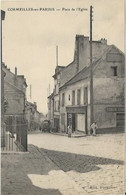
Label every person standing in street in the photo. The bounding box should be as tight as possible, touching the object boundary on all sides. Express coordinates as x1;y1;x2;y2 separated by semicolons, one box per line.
90;122;97;136
67;123;72;138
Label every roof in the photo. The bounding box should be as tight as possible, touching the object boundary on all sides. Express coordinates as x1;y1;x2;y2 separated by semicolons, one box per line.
47;92;54;99
60;44;124;90
4;80;25;94
2;63;28;87
52;66;65;78
60;58;101;90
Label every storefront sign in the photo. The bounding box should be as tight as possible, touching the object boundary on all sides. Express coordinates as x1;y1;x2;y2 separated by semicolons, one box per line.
106;107;124;112
66;106;87;114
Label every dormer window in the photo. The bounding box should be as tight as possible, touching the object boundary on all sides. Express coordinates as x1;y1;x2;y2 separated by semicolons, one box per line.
111;66;117;76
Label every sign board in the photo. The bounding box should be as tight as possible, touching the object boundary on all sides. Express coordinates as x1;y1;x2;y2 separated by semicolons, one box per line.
106;107;124;112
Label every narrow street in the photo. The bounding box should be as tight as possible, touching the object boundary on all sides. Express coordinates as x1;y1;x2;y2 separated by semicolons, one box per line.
2;132;124;195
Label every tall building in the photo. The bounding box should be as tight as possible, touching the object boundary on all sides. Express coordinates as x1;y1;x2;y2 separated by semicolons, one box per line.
48;35;125;133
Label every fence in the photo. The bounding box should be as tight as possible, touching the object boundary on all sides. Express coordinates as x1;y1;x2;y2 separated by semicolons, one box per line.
1;115;28;152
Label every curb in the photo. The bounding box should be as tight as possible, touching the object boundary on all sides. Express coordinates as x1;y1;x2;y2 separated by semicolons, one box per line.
50;131;86;138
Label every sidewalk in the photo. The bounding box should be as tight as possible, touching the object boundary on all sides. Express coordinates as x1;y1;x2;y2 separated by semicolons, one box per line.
51;130;86;138
1;144;88;195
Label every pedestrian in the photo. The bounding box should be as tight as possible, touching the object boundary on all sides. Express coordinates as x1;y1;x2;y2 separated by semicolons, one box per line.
67;123;72;138
90;122;97;136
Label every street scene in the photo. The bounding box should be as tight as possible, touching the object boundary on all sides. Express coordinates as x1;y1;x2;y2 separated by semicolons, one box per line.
1;0;125;195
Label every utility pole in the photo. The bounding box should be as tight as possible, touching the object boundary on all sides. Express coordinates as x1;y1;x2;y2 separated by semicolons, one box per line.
90;5;94;125
56;45;58;67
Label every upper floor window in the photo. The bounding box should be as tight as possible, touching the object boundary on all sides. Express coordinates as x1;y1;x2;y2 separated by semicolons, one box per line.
111;66;117;76
77;89;81;105
54;85;56;93
62;93;65;107
84;87;88;105
58;100;60;111
72;90;75;105
68;95;70;101
54;101;56;111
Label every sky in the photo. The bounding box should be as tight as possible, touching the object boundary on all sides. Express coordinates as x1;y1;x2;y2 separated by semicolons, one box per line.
1;0;124;114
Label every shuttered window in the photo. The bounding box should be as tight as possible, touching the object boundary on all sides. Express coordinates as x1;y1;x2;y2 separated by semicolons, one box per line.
77;89;81;105
72;90;75;105
84;87;88;104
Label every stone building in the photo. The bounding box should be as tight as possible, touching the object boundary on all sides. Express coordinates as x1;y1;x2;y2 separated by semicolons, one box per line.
2;63;27;132
52;66;65;130
2;63;28;150
3;64;27;118
60;35;108;87
59;45;125;133
25;101;42;131
48;34;125;134
47;92;54;127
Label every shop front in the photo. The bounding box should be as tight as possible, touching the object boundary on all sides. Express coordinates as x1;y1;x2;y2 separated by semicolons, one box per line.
66;106;87;134
106;107;125;128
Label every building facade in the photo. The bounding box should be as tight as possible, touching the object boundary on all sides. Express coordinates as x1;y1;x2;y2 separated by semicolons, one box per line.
25;101;42;131
59;45;125;133
48;35;125;134
3;64;27;117
51;66;65;131
2;63;28;150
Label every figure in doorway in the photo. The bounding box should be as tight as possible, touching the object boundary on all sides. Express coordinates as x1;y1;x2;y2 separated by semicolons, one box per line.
67;123;72;138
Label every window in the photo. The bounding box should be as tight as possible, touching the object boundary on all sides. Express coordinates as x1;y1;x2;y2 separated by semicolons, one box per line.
72;91;75;105
54;85;56;93
68;95;70;101
111;66;117;76
84;87;88;105
62;93;65;107
77;89;81;105
54;101;56;111
58;100;60;111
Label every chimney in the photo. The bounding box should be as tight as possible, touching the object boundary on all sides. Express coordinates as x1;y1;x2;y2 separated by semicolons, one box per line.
74;35;89;72
14;67;17;85
101;38;107;44
15;67;17;77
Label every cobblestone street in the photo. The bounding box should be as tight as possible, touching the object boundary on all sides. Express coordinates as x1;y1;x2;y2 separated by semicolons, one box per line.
2;132;125;195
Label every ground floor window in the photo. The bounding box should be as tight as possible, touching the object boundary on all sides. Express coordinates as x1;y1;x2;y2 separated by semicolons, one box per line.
116;113;125;127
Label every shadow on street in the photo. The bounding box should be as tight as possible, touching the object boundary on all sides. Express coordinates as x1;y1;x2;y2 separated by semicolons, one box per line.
40;148;124;173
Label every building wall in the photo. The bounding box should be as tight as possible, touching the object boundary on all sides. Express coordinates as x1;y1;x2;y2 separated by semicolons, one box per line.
3;65;27;94
92;46;125;129
3;65;27;116
60;61;77;87
50;35;125;133
60;79;89;132
59;46;124;132
60;36;108;88
4;81;25;115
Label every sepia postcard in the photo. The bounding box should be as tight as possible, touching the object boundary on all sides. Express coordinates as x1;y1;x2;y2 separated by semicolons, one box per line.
1;0;125;195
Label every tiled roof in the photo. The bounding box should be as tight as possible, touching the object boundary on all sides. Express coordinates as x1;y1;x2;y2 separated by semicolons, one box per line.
60;58;101;89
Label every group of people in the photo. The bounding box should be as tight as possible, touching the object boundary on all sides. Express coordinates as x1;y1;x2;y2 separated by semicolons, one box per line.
67;122;97;137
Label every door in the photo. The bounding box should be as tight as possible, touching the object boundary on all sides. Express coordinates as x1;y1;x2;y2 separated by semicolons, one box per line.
76;114;86;132
67;113;75;132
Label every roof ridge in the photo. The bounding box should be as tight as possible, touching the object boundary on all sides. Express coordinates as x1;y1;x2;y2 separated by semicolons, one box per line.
4;80;25;94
